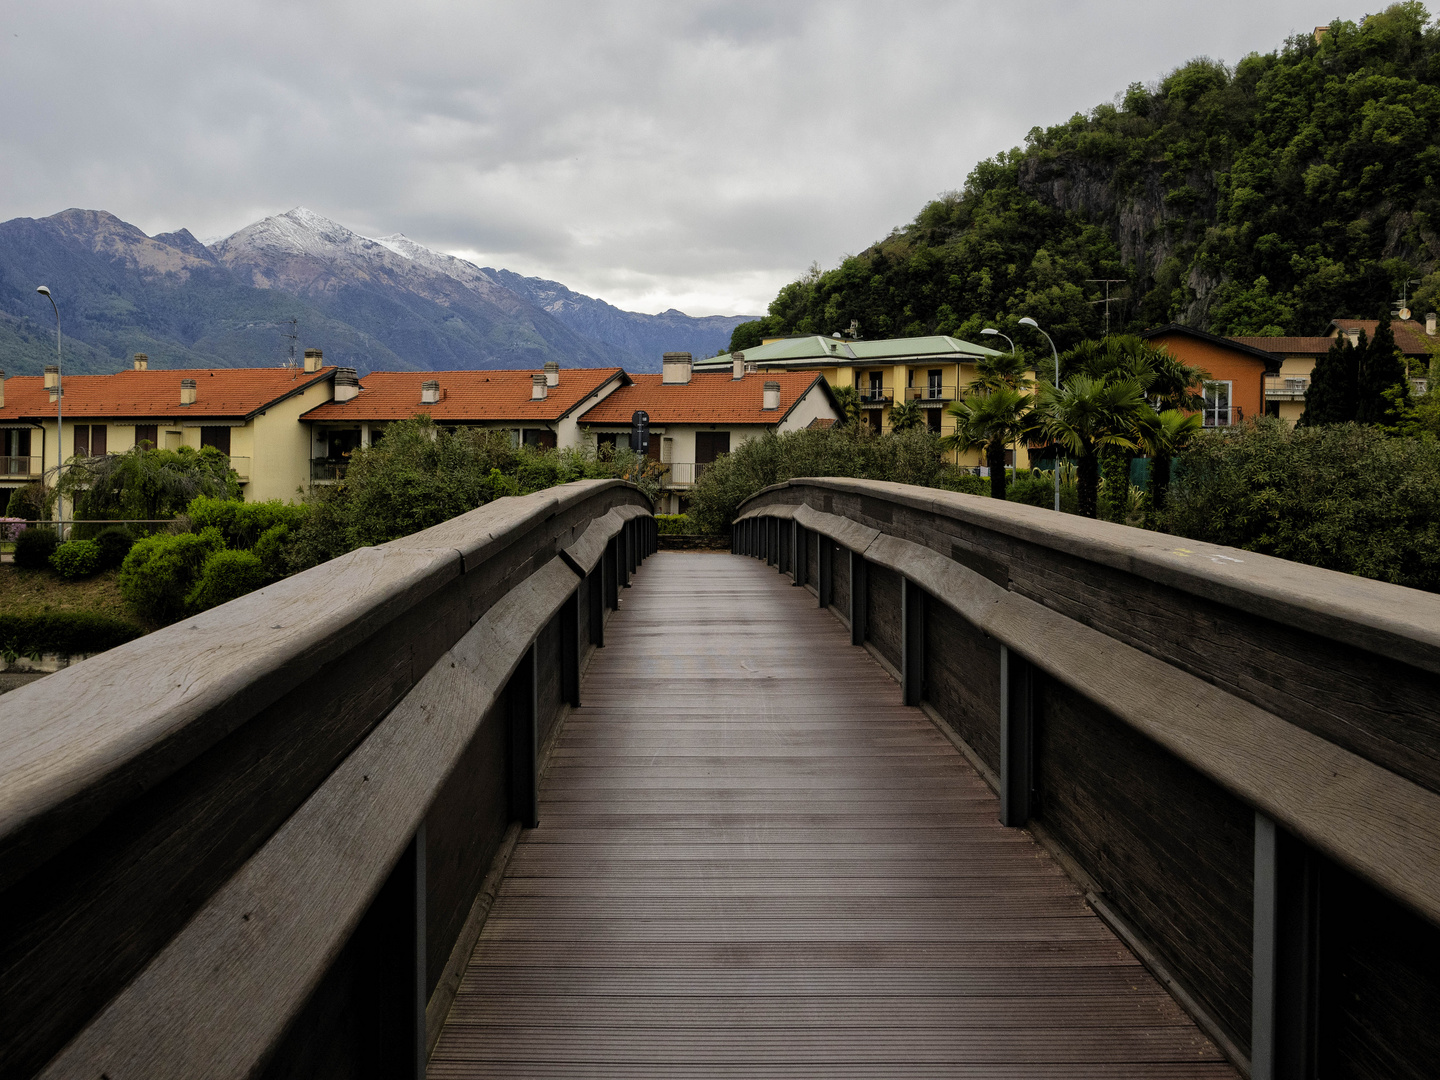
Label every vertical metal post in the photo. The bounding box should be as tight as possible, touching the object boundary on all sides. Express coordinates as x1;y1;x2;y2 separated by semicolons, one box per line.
901;578;924;705
792;522;805;586
999;644;1034;827
508;642;539;829
1252;813;1321;1080
561;588;580;708
619;526;631;589
849;549;867;647
603;537;619;610
818;536;833;608
356;824;426;1079
588;567;604;647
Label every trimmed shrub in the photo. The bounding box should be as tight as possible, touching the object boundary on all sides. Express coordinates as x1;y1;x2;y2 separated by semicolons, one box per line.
50;539;102;579
934;471;989;496
118;527;225;622
93;526;136;571
186;496;310;550
655;514;695;535
13;528;59;570
186;549;268;612
0;611;142;659
6;483;48;522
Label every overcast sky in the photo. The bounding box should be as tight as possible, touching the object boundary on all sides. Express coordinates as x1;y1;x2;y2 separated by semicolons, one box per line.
2;1;1334;316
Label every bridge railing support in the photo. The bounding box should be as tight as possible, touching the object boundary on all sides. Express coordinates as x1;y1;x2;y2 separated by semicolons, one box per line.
0;480;655;1080
734;477;1440;1079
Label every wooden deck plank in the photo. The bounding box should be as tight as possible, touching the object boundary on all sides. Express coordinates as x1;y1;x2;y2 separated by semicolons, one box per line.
429;553;1239;1078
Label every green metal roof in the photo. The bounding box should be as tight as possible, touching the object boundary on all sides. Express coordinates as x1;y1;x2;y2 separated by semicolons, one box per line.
691;334;1005;371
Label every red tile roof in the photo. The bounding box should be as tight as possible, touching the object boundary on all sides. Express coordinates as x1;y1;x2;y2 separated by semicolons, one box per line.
578;371;832;425
1328;319;1436;356
1229;336;1333;355
301;368;628;422
0;367;335;421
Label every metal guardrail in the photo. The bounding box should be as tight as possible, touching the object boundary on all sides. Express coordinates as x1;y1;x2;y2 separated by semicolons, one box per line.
857;386;892;406
1264;378;1309;400
0;456;41;478
311;457;348;482
665;462;710;488
902;385;957;404
1203;406;1245;427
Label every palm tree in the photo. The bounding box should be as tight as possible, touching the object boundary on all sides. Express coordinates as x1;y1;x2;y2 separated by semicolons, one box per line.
1136;408;1203;513
1062;335;1208;410
888;399;923;432
943;387;1033;499
830;385;863;429
1033;375;1152;518
969;350;1033;394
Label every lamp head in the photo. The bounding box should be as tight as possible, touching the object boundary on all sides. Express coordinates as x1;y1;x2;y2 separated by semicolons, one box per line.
36;286;51;296
1018;317;1038;328
980;328;998;336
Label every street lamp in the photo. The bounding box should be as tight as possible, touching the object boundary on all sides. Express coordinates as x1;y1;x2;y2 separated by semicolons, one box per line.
1018;317;1061;512
36;286;63;529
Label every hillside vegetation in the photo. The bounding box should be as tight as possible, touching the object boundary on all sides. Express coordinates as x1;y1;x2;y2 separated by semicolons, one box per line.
733;4;1440;354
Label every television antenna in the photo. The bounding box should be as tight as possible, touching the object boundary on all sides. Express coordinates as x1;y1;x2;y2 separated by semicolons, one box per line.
1086;279;1127;336
1395;279;1422;321
284;316;299;367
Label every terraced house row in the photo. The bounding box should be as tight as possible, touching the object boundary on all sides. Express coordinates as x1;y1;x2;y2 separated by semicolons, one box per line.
0;349;840;515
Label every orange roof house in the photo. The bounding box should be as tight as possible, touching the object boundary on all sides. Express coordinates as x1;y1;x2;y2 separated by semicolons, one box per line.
0;350;339;502
576;354;841;512
300;365;630;472
1140;325;1281;428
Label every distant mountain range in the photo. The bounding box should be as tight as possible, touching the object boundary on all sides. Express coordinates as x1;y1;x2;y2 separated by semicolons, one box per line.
0;207;756;376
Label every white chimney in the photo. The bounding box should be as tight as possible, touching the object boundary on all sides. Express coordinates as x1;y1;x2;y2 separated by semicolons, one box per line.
333;367;360;402
133;353;148;371
544;360;560;387
762;380;781;411
1428;312;1437;336
532;373;548;400
1346;327;1361;345
662;352;693;385
304;348;323;373
420;379;440;405
732;351;745;380
180;378;197;406
43;365;58;390
0;371;5;408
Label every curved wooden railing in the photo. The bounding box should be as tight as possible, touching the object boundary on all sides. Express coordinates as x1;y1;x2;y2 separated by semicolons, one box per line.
735;478;1440;1080
0;480;655;1080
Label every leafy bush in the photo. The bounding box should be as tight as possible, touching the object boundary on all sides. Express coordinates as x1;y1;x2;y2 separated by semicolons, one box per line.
186;549;269;612
0;611;142;658
1161;419;1440;591
93;526;136;570
50;539;102;579
655;514;695;535
59;444;238;524
5;483;49;522
252;523;292;580
934;471;989;496
13;528;58;570
118;527;225;622
187;496;309;550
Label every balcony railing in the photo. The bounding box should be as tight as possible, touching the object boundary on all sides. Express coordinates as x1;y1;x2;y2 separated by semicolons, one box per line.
311;457;349;483
1264;377;1310;400
227;456;251;481
903;385;957;405
0;455;41;478
666;462;710;488
857;385;892;407
1203;406;1245;428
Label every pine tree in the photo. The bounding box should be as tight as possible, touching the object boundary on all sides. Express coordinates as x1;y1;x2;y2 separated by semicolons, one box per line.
1299;333;1360;426
1356;314;1409;426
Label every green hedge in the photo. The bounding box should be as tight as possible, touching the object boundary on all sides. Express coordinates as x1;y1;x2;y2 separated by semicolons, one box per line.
51;539;102;579
0;611;143;658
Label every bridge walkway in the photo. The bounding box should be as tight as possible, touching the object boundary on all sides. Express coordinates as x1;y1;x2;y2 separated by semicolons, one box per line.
429;552;1237;1078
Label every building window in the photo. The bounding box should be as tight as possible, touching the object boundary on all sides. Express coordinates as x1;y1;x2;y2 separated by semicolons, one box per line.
695;431;730;464
73;424;106;457
200;426;231;455
1203;381;1233;427
523;429;557;450
135;424;158;449
926;408;942;434
928;369;943;398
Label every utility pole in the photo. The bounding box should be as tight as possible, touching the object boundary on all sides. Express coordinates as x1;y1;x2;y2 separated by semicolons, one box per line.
1086;279;1126;336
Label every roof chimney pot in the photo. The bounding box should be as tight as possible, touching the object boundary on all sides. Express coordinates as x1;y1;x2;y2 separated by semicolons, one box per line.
0;371;5;409
662;352;693;385
333;367;360;402
133;353;148;371
532;373;549;400
43;365;58;390
304;348;323;374
762;380;781;411
180;378;197;406
732;352;745;380
420;379;440;406
1346;327;1361;345
1428;312;1437;337
543;360;560;387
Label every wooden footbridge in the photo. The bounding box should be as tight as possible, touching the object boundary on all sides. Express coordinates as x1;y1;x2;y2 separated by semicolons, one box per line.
3;479;1439;1079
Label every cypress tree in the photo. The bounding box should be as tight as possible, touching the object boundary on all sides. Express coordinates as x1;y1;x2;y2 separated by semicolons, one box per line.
1299;332;1360;426
1356;314;1409;426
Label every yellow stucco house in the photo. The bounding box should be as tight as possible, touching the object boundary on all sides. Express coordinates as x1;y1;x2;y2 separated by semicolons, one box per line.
0;349;339;507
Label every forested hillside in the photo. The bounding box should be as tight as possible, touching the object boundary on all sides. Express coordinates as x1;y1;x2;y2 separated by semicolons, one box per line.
732;4;1440;354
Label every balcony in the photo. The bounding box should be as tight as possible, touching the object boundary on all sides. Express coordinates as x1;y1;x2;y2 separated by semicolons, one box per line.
903;384;957;406
0;455;41;478
227;456;251;482
665;462;710;488
1264;377;1309;401
311;457;349;483
857;385;892;407
1203;406;1245;428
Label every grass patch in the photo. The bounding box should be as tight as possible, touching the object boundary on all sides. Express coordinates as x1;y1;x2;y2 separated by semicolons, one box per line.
0;564;151;630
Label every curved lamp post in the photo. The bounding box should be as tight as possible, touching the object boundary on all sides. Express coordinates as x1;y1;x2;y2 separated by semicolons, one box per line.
1018;317;1061;512
36;286;63;528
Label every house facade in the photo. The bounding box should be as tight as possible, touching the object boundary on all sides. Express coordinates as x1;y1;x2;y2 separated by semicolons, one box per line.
299;363;630;480
1140;325;1281;427
0;350;338;507
578;354;841;513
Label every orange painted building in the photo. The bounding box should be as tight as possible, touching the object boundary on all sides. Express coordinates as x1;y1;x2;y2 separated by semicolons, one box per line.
1140;324;1281;427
